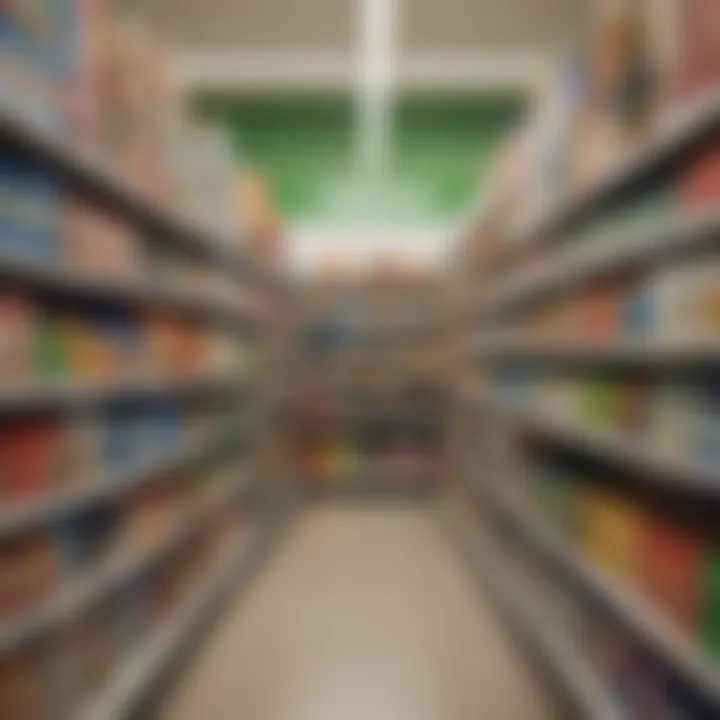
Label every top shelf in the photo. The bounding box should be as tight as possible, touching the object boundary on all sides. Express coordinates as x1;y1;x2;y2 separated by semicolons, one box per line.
479;91;720;270
0;110;278;291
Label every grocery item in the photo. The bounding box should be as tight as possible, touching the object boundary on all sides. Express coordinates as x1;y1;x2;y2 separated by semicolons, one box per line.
0;531;61;618
0;292;36;389
642;517;707;637
0;420;67;504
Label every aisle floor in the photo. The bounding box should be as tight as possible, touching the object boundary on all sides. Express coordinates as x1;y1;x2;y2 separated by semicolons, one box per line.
160;506;557;720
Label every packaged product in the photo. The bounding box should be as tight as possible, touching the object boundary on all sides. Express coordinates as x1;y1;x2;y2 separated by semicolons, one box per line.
702;550;720;659
671;0;720;102
0;0;81;134
63;200;143;279
0;292;36;389
69;602;118;701
54;504;125;571
682;142;720;213
0;159;63;262
581;488;646;584
642;517;707;636
34;307;70;383
144;311;184;380
578;281;625;344
64;308;142;382
0;420;67;504
127;483;176;553
0;530;61;618
99;408;144;471
0;646;50;720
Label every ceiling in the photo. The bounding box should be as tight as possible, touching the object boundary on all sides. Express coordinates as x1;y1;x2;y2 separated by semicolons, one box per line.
147;0;589;93
144;0;590;271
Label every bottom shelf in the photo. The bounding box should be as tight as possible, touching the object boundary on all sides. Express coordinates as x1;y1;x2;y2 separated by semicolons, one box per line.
443;509;625;720
80;515;282;720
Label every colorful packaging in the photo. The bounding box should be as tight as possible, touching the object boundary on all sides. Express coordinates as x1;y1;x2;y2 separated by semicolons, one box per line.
0;531;61;618
643;517;707;637
0;292;35;389
0;647;50;720
0;420;66;504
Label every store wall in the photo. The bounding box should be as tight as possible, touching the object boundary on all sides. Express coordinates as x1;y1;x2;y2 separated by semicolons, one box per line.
196;94;525;225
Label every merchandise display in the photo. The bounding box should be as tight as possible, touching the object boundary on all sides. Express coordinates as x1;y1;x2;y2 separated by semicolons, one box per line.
453;1;720;717
0;5;281;720
292;268;445;492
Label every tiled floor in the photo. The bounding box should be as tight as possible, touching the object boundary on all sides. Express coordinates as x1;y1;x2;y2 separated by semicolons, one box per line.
160;506;557;720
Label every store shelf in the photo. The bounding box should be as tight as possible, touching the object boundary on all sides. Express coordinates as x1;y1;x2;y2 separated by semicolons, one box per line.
445;509;626;720
0;376;247;418
0;474;254;655
0;109;272;288
0;252;260;332
477;338;720;371
0;428;235;538
482;212;720;319
79;515;280;720
477;395;720;497
503;91;720;259
476;485;720;711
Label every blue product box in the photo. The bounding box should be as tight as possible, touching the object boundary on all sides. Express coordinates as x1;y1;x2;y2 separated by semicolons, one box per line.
101;409;143;471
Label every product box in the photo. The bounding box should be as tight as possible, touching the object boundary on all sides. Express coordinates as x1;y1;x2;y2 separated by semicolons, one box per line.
64;308;142;382
127;484;176;553
0;0;79;134
672;0;720;102
643;517;707;637
63;200;143;279
581;489;646;585
0;530;61;618
0;292;36;390
54;504;125;572
0;420;66;504
34;308;70;383
0;646;50;720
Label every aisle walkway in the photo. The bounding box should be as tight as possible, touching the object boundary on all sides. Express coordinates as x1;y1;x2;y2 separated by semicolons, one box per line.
160;506;557;720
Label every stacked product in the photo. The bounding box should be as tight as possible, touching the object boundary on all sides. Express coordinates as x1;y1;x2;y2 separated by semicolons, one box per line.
293;266;444;492
0;4;274;720
456;1;720;716
464;0;719;276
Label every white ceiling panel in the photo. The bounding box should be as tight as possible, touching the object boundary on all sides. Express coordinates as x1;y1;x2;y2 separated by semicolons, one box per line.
401;0;589;53
147;0;356;52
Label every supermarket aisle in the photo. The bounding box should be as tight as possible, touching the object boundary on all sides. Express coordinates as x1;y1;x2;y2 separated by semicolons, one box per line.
160;506;556;720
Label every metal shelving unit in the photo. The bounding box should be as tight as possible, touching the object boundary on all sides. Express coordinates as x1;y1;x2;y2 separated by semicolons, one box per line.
0;109;272;286
78;514;284;720
0;251;261;332
485;91;720;272
444;509;627;720
0;99;286;720
486;395;720;496
0;429;234;538
473;485;720;712
0;474;254;655
477;338;720;371
0;376;248;418
481;213;720;319
451;86;720;717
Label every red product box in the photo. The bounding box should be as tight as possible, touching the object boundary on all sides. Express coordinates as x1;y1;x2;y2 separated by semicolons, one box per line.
0;647;49;720
579;282;623;344
681;141;720;212
642;518;707;637
674;0;720;101
0;531;61;619
0;421;66;505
